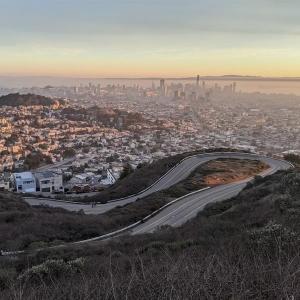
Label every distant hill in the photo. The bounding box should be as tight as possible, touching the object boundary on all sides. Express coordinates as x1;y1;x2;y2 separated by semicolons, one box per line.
0;93;65;107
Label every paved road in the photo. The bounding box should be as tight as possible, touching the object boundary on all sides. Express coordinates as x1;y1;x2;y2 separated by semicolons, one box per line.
131;157;291;234
132;183;244;235
24;153;292;217
35;157;75;172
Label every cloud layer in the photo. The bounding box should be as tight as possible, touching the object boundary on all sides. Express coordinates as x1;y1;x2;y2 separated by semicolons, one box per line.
0;0;299;76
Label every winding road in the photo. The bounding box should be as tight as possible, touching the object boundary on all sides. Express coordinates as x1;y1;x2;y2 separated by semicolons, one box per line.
0;152;291;256
23;153;292;237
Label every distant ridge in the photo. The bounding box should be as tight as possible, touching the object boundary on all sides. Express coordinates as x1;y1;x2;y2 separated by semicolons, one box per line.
99;75;300;81
0;93;64;107
1;75;300;88
1;75;300;82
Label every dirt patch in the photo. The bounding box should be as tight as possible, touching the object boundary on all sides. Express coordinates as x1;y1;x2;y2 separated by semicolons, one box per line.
198;158;269;187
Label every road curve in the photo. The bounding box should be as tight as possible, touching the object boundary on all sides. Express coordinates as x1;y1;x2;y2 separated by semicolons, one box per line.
35;157;75;172
131;156;291;234
24;152;292;218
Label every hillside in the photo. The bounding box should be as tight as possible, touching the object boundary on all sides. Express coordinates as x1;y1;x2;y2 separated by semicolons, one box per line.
1;167;300;299
0;93;64;107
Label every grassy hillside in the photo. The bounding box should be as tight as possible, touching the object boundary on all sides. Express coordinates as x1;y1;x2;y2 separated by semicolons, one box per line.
0;193;110;250
1;167;300;299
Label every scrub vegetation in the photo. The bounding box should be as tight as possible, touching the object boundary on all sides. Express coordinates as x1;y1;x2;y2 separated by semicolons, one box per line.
1;166;300;298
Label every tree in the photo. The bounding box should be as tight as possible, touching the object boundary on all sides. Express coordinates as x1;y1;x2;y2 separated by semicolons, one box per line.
82;147;90;154
63;148;76;158
0;150;9;156
38;144;48;150
284;154;300;166
119;163;134;180
281;173;300;197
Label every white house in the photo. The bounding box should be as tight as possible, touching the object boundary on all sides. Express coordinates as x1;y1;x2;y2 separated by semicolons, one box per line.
34;171;64;193
107;169;117;185
101;169;117;186
11;172;36;193
66;172;102;189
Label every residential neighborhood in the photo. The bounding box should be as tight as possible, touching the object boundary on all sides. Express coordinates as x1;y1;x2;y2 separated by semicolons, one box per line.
0;80;300;196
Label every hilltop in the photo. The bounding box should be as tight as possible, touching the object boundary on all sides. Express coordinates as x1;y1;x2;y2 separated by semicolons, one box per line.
0;93;65;107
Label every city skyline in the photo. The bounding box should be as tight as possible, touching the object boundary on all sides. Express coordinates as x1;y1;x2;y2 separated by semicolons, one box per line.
1;0;300;77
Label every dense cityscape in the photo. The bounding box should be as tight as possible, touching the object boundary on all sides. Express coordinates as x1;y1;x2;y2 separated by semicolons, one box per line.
0;77;300;194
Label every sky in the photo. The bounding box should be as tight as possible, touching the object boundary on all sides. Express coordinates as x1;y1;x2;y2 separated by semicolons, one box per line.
0;0;300;78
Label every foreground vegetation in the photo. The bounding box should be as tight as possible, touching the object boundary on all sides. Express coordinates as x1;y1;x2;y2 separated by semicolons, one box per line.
1;165;299;298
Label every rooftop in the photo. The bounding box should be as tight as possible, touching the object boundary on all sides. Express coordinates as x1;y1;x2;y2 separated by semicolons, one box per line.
14;172;35;180
34;171;58;179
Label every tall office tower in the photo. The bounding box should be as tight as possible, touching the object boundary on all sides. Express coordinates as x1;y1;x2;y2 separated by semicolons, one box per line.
196;75;200;86
202;81;206;90
191;91;197;102
232;82;237;93
96;84;101;95
160;79;166;96
152;81;156;90
174;90;179;99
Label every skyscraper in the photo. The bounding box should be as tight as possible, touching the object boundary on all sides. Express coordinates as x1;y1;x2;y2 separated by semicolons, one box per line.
232;82;237;93
196;75;200;86
174;90;179;99
160;79;166;96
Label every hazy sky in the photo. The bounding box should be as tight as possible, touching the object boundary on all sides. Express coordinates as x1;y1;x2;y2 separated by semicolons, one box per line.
1;0;300;77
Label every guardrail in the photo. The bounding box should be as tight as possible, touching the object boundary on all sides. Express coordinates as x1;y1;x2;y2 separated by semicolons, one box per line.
73;187;211;244
1;250;25;256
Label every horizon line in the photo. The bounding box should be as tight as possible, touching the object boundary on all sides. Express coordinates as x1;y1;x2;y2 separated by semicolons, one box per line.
1;74;300;82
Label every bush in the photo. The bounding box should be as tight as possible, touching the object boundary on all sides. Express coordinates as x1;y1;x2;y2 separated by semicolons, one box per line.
0;268;16;290
18;258;85;283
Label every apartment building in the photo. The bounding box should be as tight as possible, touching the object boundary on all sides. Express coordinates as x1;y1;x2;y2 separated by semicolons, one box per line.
34;171;63;193
11;172;36;193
